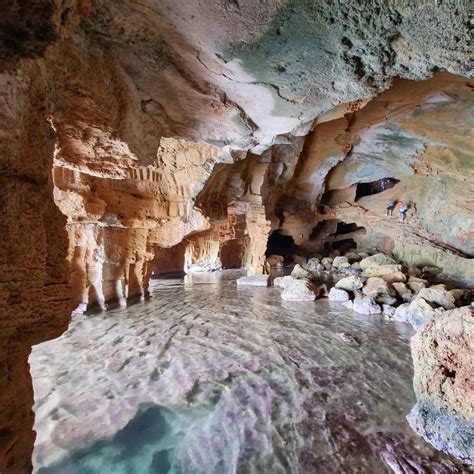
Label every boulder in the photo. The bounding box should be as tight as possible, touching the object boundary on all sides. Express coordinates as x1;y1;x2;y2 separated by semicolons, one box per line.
335;275;364;292
350;262;362;271
392;282;413;302
273;275;293;288
321;257;333;270
328;287;350;302
407;306;474;467
291;264;312;280
237;275;269;287
418;285;456;310
281;278;317;301
352;295;381;315
362;277;395;297
359;253;397;270
332;256;350;270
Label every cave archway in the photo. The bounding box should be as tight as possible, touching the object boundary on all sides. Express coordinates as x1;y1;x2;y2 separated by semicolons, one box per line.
265;230;295;261
355;178;400;200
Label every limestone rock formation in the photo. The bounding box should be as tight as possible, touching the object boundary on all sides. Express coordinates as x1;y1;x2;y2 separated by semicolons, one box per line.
1;0;474;470
408;306;474;466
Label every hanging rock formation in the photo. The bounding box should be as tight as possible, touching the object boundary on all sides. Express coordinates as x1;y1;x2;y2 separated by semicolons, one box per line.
0;0;473;471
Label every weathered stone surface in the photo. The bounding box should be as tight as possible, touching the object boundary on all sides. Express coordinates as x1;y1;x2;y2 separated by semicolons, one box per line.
329;287;350;302
408;306;474;466
393;282;414;303
281;278;317;302
405;298;437;330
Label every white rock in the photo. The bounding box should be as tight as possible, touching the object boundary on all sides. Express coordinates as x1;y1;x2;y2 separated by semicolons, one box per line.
335;275;364;292
329;287;350;302
281;278;317;301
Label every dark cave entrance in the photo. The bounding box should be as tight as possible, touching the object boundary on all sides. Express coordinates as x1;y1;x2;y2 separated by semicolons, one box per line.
355;178;399;200
265;230;295;261
331;238;357;254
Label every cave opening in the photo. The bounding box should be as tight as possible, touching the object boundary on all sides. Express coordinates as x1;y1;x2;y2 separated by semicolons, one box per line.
355;178;400;200
265;230;295;261
220;239;243;269
331;238;357;254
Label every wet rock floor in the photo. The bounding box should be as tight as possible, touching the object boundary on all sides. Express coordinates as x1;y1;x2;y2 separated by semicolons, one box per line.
30;271;465;473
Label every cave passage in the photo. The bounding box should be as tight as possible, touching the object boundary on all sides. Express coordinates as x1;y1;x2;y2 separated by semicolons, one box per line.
355;178;400;200
265;230;295;261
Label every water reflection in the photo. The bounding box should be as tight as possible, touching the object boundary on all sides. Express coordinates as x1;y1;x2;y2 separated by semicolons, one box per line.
30;271;461;473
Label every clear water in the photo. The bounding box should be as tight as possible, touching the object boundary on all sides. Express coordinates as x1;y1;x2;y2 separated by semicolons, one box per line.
30;271;462;473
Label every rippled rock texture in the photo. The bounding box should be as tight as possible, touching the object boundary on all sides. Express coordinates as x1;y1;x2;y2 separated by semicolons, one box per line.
30;273;468;473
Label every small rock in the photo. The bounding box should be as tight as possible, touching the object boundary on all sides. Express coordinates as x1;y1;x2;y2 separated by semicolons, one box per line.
406;297;437;330
303;257;321;272
293;255;307;266
329;287;350;302
321;257;333;270
338;332;360;346
335;275;364;292
332;256;350;270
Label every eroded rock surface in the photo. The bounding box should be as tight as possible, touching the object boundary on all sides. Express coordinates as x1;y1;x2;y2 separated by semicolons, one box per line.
408;306;474;467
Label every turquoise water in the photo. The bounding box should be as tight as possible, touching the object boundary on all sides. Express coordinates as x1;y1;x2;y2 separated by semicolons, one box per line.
30;271;462;473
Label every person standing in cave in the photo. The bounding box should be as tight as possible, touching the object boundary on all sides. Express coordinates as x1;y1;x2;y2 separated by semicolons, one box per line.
386;199;395;216
398;201;408;223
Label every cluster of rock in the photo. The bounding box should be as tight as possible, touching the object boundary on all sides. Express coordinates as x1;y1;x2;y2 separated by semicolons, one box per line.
273;252;472;331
